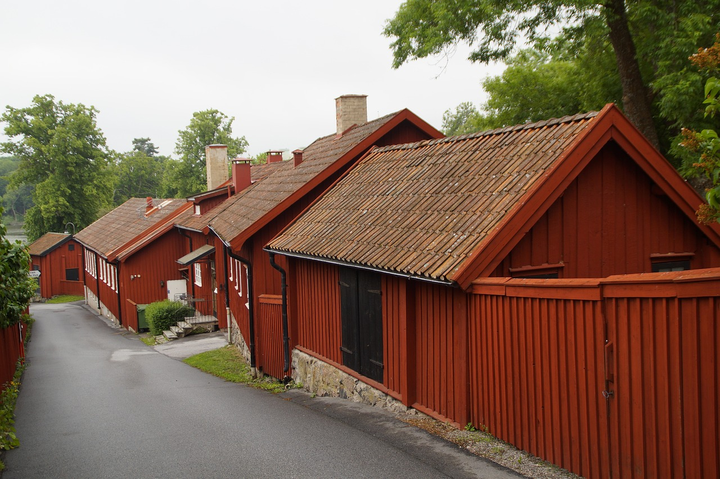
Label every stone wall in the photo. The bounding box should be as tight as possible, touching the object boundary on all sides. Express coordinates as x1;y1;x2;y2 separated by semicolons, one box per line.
292;349;408;414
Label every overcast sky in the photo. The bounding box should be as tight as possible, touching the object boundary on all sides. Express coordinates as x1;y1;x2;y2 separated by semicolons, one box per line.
1;1;504;157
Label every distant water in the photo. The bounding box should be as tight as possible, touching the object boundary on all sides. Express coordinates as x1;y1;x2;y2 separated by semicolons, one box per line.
5;227;27;244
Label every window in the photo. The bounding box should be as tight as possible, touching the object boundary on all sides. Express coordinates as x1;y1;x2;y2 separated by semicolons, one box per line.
194;263;203;287
652;260;690;272
509;263;563;279
65;268;79;281
339;267;383;383
194;204;201;215
68;243;75;251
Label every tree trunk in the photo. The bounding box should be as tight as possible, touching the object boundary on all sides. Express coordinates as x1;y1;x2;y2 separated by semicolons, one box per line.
604;0;660;149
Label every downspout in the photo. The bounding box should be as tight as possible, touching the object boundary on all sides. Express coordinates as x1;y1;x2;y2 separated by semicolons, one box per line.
179;229;196;298
81;246;87;302
225;246;256;371
268;252;290;378
222;245;231;345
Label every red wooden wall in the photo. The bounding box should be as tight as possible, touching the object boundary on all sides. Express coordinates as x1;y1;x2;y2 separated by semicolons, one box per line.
31;239;83;298
494;143;720;277
471;270;720;479
0;323;24;392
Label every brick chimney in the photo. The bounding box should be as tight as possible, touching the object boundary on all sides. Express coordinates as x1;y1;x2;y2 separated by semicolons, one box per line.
336;94;367;136
145;197;153;213
292;149;303;167
232;158;252;193
267;150;283;164
206;144;228;190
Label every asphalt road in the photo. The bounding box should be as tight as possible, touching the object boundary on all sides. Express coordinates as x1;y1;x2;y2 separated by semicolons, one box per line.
3;302;522;479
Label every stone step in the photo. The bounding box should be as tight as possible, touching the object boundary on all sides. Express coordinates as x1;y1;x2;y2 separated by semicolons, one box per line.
163;329;178;341
170;325;186;338
178;320;194;332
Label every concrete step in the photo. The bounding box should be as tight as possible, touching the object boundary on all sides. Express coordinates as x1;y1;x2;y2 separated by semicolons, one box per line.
178;320;194;333
163;329;178;341
170;325;186;338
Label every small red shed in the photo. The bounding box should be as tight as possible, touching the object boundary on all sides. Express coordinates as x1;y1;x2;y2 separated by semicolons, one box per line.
27;232;83;298
266;104;720;479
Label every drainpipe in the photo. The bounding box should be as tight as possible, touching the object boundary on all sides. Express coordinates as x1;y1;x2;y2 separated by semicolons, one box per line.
222;246;231;344
268;252;290;378
178;230;196;299
226;246;256;370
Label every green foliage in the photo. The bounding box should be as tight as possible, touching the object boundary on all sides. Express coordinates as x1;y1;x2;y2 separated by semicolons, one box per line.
111;150;167;205
132;137;159;157
679;35;720;223
183;346;287;393
1;359;26;463
1;94;113;241
0;208;35;329
163;110;248;198
45;295;84;304
145;300;195;336
386;0;720;158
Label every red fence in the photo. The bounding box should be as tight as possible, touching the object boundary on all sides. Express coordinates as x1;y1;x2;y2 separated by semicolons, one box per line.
470;268;720;479
0;323;25;392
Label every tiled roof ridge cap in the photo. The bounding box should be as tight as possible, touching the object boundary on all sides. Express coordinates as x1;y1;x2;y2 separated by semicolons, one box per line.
376;110;600;153
307;110;403;145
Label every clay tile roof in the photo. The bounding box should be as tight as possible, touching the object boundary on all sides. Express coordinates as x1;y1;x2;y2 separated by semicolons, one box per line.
267;110;600;282
207;112;402;243
74;197;186;257
175;161;285;232
27;232;71;256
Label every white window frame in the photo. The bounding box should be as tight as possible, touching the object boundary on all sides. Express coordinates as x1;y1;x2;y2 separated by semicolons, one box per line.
194;262;202;287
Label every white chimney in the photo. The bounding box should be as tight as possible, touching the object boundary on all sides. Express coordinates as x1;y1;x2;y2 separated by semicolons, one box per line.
206;144;228;190
336;94;367;136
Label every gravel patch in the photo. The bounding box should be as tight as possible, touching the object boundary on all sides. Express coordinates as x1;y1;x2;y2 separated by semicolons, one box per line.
397;412;583;479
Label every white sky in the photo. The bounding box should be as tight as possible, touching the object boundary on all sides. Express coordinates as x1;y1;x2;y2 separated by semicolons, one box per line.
0;0;504;157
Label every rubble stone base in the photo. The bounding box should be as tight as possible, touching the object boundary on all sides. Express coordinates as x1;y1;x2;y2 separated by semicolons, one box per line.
292;349;408;415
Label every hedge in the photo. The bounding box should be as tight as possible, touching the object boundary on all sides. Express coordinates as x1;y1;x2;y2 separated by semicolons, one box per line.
145;300;195;336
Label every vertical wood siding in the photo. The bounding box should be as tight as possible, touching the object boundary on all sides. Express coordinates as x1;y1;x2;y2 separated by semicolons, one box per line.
469;291;608;478
495;143;720;277
413;283;468;425
32;240;84;298
257;294;285;378
472;270;720;479
0;323;24;392
292;259;342;364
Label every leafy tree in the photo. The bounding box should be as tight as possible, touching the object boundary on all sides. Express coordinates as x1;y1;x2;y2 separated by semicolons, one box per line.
0;207;35;329
680;35;720;223
2;185;34;222
1;95;112;241
385;0;720;150
163;110;248;197
132;137;159;157
111;150;167;205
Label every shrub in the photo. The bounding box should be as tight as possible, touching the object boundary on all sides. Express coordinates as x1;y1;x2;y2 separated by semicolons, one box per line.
145;300;195;336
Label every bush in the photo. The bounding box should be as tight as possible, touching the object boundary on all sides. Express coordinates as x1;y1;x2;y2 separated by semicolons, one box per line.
145;300;195;336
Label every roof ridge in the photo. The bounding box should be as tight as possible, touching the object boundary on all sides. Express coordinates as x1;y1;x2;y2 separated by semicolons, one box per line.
376;109;601;154
306;110;403;146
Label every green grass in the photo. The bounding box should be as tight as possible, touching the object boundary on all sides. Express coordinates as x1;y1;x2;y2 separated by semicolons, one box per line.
183;346;287;393
139;336;156;346
46;295;84;304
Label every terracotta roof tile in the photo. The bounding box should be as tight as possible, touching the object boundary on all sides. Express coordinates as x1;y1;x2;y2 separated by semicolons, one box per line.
27;232;71;256
267;111;599;282
75;198;186;257
206;112;402;243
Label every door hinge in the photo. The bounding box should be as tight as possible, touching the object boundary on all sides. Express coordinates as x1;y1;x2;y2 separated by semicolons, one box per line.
602;389;614;400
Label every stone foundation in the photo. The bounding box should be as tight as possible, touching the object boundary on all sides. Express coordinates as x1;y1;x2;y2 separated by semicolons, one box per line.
227;310;251;363
84;287;120;326
292;349;408;415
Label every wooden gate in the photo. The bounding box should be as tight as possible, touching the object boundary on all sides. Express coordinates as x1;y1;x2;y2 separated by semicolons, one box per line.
257;294;285;379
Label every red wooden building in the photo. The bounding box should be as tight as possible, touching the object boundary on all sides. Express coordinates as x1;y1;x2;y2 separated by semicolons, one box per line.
266;104;720;478
74;197;190;329
198;95;444;376
27;232;84;298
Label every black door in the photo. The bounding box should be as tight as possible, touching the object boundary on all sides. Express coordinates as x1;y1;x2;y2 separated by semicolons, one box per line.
339;267;383;382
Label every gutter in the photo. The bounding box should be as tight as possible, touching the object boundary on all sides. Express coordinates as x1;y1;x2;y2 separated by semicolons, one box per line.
268;252;290;379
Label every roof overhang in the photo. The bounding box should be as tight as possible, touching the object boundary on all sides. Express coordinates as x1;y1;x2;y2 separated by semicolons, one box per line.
263;247;455;286
176;244;215;265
